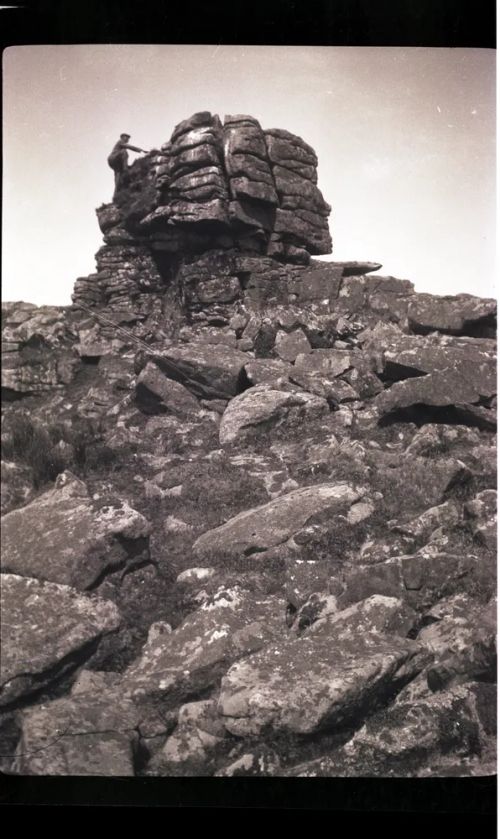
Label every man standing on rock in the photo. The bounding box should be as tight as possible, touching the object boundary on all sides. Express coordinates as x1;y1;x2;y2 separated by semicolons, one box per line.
108;133;149;199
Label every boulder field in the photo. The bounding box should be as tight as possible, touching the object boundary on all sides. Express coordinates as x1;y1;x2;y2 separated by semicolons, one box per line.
1;112;496;777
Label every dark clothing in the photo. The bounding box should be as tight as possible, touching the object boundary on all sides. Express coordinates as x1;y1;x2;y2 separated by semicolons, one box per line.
108;139;144;198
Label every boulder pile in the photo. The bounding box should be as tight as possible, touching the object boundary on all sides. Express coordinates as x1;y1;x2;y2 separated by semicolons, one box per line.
1;113;496;778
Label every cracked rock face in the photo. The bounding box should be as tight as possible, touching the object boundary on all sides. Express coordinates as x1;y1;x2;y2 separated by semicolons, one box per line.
1;471;151;590
0;110;496;779
120;587;286;707
13;686;139;775
0;574;121;708
138;112;331;260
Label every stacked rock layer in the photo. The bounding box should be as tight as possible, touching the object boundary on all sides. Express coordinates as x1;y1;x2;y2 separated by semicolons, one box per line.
0;113;496;781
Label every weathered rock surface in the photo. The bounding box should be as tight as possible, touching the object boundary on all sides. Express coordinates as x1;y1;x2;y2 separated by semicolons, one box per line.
14;685;139;775
2;303;80;395
219;385;328;444
1;471;151;589
120;588;285;707
340;551;491;612
135;361;201;416
288;684;488;776
0;574;120;708
147;698;228;775
193;482;368;560
149;343;249;399
218;624;428;736
407;294;496;335
464;490;497;551
375;362;496;422
1;111;496;779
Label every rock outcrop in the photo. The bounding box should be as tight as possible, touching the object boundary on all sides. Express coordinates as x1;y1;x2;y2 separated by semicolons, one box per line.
0;112;496;779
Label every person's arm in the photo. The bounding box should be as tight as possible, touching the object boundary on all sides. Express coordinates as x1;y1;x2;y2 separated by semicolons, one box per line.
123;143;148;153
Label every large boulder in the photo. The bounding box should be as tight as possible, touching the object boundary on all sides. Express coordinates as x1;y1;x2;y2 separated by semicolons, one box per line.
407;294;496;335
288;684;489;776
218;622;428;736
375;361;496;419
219;385;328;444
193;482;369;560
340;551;491;612
120;587;285;707
135;361;201;416
1;472;151;589
0;574;120;708
150;343;249;399
13;682;139;775
117;113;333;259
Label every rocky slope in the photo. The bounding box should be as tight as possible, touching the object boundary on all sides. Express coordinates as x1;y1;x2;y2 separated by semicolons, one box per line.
1;112;496;777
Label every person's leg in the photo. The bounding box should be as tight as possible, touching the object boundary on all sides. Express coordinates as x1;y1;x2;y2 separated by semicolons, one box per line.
113;169;121;200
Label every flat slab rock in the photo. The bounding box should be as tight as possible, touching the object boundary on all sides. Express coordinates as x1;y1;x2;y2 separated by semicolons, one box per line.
193;482;368;560
381;339;495;379
135;361;201;417
340;551;488;612
375;361;496;416
407;294;496;334
287;684;488;777
14;687;139;775
218;623;428;737
1;471;150;589
152;342;249;399
0;574;120;708
120;587;286;707
219;385;328;444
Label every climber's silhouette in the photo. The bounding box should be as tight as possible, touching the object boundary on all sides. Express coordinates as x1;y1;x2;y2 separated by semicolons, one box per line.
108;134;149;199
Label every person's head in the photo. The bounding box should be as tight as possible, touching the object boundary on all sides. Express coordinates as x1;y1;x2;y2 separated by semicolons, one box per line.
120;133;131;141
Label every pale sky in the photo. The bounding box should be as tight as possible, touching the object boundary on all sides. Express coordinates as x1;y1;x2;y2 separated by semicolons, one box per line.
2;45;496;305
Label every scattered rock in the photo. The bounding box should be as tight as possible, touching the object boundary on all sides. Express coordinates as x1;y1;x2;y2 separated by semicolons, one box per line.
1;111;496;779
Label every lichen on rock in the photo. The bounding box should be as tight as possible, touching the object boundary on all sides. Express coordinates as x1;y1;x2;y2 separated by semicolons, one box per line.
0;110;496;779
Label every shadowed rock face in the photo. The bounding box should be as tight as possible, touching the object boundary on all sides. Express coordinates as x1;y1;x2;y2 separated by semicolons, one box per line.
111;112;332;261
